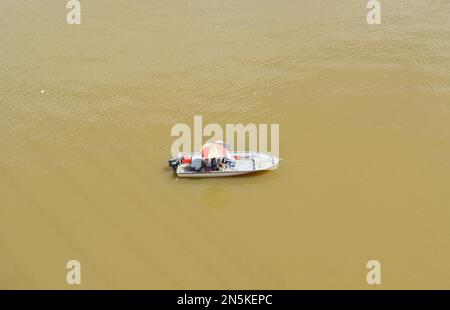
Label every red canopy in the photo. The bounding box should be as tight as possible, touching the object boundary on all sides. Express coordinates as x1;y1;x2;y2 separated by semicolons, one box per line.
201;141;230;159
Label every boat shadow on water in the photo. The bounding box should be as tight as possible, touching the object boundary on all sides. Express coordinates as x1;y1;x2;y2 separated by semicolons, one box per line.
202;185;231;209
161;166;282;209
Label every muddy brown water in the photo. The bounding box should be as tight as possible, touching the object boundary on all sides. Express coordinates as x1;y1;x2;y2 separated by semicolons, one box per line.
1;0;449;288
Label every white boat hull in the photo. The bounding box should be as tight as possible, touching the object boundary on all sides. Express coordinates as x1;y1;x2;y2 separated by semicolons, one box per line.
176;152;279;178
177;170;255;178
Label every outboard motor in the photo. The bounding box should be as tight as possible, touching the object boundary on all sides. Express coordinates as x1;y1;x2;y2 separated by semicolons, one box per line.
168;158;180;171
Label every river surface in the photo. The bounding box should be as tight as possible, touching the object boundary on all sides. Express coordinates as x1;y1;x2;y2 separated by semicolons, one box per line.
1;0;449;289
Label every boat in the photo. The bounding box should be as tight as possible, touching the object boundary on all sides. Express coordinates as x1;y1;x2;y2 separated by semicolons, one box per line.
168;141;279;178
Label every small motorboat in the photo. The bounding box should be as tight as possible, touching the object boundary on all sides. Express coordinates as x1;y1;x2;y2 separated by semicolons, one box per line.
168;141;279;178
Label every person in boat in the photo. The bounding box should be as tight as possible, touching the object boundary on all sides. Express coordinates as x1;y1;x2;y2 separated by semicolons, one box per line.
169;154;235;172
200;141;230;171
169;141;235;172
202;157;222;171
